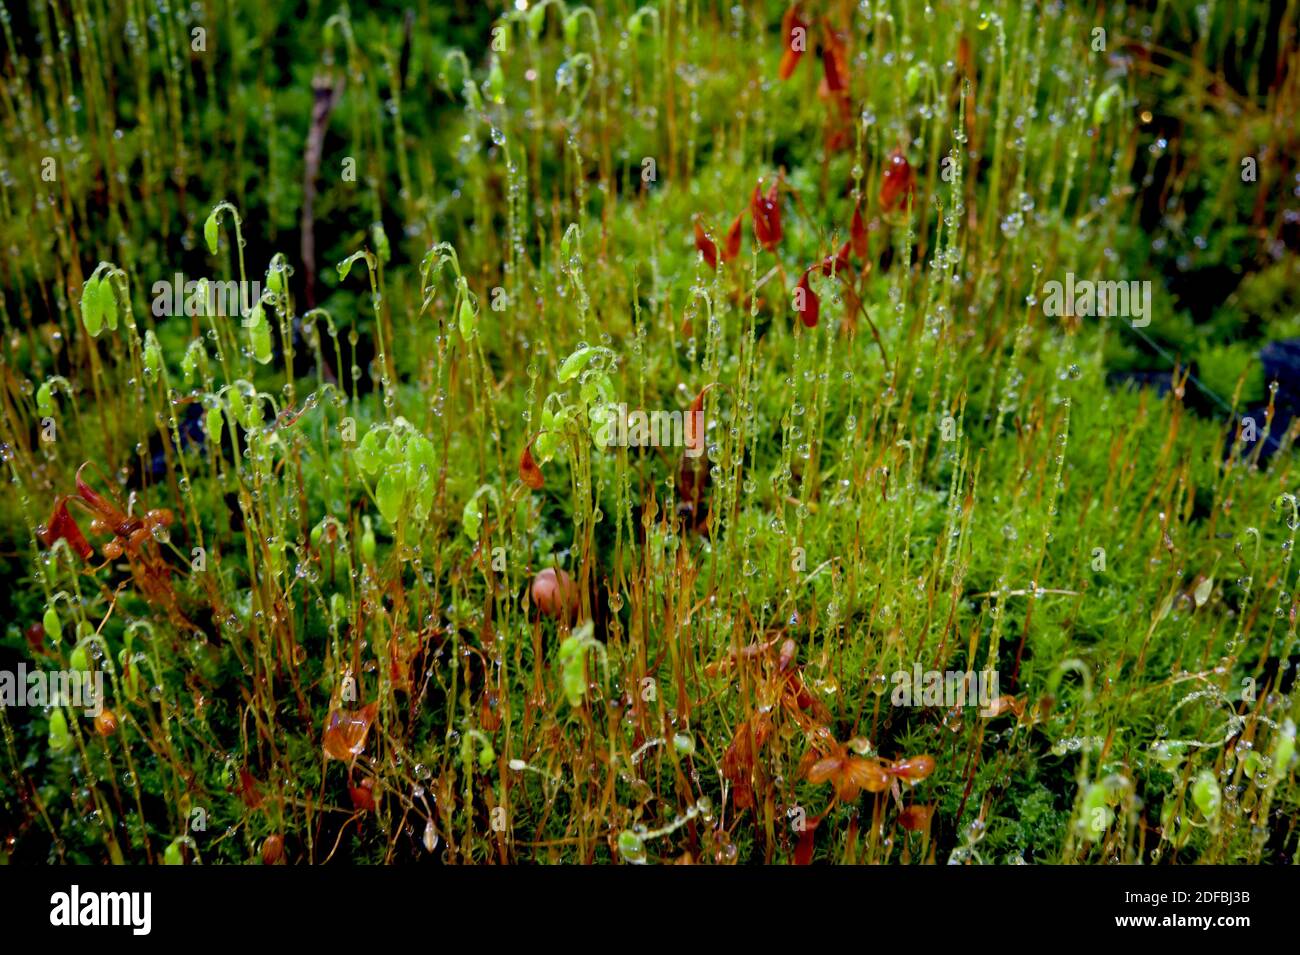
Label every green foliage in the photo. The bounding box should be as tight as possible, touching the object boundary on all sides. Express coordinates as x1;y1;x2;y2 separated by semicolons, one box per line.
0;0;1296;867
353;420;439;526
1195;342;1265;406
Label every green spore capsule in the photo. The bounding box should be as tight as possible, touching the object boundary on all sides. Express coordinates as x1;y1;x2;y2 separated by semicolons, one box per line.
247;304;273;364
617;830;646;863
1078;782;1113;840
375;469;406;525
143;331;163;384
37;381;55;417
81;276;104;336
1191;770;1221;818
204;212;220;254
527;3;546;38
181;339;202;383
48;708;71;752
905;64;924;98
371;223;391;264
361;517;376;564
487;58;505;104
461;494;482;540
205;405;224;450
43;607;62;645
227;386;247;426
1271;719;1296;784
558;346;597;382
119;648;141;699
98;277;118;331
1092;83;1122;127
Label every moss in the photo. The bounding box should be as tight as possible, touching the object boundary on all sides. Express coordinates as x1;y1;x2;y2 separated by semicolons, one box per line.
0;0;1297;866
1195;343;1266;408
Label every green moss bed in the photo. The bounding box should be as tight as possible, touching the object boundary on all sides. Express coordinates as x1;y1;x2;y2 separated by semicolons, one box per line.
1;0;1299;864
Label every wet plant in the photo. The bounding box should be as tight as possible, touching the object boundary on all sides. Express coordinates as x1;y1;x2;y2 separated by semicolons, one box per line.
0;0;1298;866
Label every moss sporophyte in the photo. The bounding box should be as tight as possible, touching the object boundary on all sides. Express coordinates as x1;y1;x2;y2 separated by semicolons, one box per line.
0;0;1297;867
